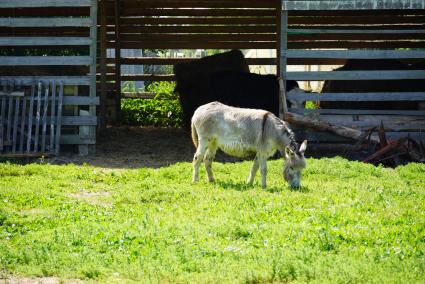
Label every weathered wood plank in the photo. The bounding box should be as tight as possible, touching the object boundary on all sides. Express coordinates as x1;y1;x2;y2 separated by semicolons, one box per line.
120;17;276;25
26;83;35;153
115;34;276;42
317;115;425;132
114;0;122;123
49;82;56;152
88;0;98;153
285;70;425;80
119;25;276;34
0;0;93;8
282;0;425;10
118;57;276;66
109;40;424;50
0;77;91;85
0;96;5;151
33;82;42;153
0;37;93;46
41;84;50;153
60;134;96;145
11;97;20;153
63;96;99;106
287;92;425;102
284;49;425;59
120;7;275;17
12;115;97;126
6;96;13;147
289;108;425;116
288;29;425;34
0;56;93;66
119;74;175;81
19;92;27;153
0;18;93;27
55;82;64;155
99;0;108;131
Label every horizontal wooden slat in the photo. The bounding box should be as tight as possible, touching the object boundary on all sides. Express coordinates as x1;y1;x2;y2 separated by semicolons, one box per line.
0;18;93;27
119;0;275;9
62;115;97;126
285;70;425;81
317;115;425;132
288;130;425;143
12;115;97;126
287;92;425;102
63;96;99;105
288;15;425;25
289;33;425;41
120;74;175;81
0;37;92;46
287;25;425;30
60;134;95;145
120;8;275;17
0;56;93;66
114;33;276;42
107;40;424;49
0;76;91;85
284;49;425;59
288;29;425;34
119;17;276;25
119;25;276;34
282;0;425;10
0;7;89;17
289;108;425;116
118;57;276;66
0;0;93;8
288;9;425;16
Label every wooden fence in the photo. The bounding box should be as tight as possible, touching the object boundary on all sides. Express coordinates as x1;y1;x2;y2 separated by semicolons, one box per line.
0;80;64;156
279;0;425;142
0;0;99;156
97;0;280;123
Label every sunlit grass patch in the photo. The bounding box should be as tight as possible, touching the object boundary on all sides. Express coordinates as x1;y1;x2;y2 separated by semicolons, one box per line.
0;158;424;283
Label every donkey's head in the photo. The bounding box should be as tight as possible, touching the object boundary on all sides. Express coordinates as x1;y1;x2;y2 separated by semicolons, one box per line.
283;140;307;189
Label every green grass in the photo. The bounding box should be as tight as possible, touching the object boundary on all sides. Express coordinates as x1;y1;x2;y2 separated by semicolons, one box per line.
0;158;424;283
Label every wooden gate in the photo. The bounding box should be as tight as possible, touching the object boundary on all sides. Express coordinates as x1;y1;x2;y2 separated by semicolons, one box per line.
0;80;64;157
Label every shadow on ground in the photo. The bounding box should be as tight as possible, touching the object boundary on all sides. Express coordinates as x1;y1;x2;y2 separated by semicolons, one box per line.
50;126;246;169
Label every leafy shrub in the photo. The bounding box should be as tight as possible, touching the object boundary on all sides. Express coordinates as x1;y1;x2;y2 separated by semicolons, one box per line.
121;82;183;127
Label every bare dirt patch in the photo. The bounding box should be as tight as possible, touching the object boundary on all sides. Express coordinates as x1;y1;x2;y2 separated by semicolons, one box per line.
69;190;112;207
51;126;242;169
0;277;82;284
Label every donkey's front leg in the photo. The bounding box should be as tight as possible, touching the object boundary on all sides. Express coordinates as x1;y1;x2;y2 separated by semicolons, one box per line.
259;157;267;188
204;148;216;182
247;156;259;185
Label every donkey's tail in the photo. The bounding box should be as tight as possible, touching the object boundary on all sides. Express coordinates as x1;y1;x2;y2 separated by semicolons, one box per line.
191;121;198;148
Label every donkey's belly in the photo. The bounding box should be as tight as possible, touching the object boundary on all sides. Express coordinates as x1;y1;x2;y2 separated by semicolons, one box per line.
217;140;257;158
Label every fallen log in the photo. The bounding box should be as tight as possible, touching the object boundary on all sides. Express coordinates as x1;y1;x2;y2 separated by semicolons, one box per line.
363;137;407;163
283;111;378;142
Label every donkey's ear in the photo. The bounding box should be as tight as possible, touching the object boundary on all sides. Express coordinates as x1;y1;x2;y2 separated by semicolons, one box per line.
285;146;294;158
299;140;308;154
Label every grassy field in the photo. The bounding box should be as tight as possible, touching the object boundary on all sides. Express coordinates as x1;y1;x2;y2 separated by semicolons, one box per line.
0;158;424;283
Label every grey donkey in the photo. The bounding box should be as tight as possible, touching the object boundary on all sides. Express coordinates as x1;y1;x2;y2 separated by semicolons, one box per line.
191;102;307;188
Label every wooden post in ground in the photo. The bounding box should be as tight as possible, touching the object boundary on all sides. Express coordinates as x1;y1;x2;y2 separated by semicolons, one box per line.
114;0;122;124
278;0;288;119
99;0;108;131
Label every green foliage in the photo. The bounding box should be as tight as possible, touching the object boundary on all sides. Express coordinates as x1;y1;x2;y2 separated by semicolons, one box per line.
121;82;183;127
0;158;424;283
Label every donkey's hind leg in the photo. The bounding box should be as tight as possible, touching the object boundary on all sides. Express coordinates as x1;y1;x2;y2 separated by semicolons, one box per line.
247;155;259;185
204;146;217;182
193;139;208;182
259;156;268;188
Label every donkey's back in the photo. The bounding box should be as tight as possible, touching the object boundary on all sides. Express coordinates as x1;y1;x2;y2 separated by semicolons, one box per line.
191;101;269;157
